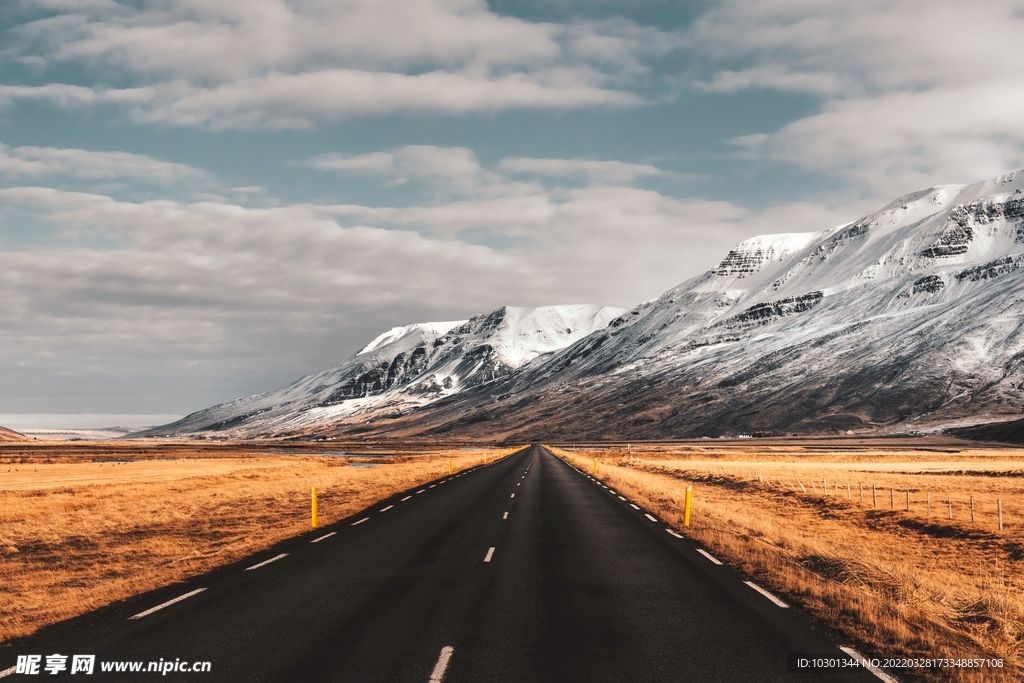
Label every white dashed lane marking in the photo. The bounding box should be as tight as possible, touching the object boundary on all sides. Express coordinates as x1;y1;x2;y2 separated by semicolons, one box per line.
401;496;412;501
428;646;454;683
245;553;288;571
644;513;658;522
351;517;370;526
618;496;626;501
484;547;495;562
128;588;207;620
311;532;337;543
510;493;515;498
666;529;684;539
503;512;508;519
744;581;789;608
629;504;640;510
0;666;15;678
380;505;394;512
697;548;723;564
416;490;426;494
838;647;900;683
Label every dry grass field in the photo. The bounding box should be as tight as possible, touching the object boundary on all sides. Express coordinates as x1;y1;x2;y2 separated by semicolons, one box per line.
548;440;1024;683
0;441;519;643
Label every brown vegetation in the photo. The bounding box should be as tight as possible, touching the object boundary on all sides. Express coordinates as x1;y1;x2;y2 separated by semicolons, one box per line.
548;441;1024;683
0;442;518;643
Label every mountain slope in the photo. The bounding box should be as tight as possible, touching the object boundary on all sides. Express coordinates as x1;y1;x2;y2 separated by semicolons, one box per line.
310;170;1024;440
144;169;1024;440
138;305;625;437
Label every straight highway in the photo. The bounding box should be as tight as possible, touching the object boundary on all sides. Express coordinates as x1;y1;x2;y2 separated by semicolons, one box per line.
1;445;886;682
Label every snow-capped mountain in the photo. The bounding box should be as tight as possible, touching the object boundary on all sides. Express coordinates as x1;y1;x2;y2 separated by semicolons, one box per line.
143;169;1024;440
139;305;625;437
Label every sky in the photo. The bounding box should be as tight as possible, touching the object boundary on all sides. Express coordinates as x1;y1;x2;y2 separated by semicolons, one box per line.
1;0;1023;427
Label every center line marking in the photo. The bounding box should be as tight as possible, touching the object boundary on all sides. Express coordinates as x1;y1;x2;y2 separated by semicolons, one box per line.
352;517;370;525
644;513;658;522
428;646;454;683
483;547;495;562
380;505;394;512
697;548;722;564
744;580;789;608
629;503;640;510
401;495;412;501
311;532;336;543
129;588;206;620
503;512;508;519
245;553;288;571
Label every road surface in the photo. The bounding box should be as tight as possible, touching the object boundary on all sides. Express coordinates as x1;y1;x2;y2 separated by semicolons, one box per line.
1;445;886;682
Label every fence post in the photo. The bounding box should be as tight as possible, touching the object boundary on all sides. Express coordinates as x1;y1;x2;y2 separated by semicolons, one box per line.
847;482;851;501
998;500;1003;530
906;490;909;512
970;496;975;523
859;483;863;504
947;496;952;520
872;485;876;507
311;487;318;529
890;488;894;508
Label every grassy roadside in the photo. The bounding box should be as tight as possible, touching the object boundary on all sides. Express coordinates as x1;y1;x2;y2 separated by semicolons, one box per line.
546;444;1024;683
0;444;522;643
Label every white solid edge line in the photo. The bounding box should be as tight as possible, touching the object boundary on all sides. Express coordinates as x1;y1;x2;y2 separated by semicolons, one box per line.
401;495;412;501
743;580;789;608
644;513;658;522
129;588;207;620
311;532;337;543
629;504;640;510
245;553;288;571
428;646;455;683
352;517;370;525
483;547;495;562
838;647;900;683
666;529;684;539
697;548;722;564
0;666;15;678
380;505;394;512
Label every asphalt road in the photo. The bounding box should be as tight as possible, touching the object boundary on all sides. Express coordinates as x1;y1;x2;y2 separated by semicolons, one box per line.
2;445;886;682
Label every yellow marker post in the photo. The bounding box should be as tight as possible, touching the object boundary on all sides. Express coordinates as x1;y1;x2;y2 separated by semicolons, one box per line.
683;486;693;527
311;487;318;529
593;459;599;475
573;454;577;466
448;459;453;475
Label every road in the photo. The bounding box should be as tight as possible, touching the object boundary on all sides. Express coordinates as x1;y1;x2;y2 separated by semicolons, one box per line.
1;445;886;682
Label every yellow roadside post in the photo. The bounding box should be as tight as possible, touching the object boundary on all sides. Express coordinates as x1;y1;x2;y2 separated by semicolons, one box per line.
593;459;599;475
448;459;453;475
573;454;577;465
311;487;318;528
683;486;693;527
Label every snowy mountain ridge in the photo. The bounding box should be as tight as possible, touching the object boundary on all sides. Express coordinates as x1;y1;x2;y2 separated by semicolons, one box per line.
141;169;1024;440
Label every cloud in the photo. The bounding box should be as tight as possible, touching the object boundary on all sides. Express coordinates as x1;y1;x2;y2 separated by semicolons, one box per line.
688;0;1024;194
299;145;496;192
0;143;210;182
498;157;662;184
3;0;674;128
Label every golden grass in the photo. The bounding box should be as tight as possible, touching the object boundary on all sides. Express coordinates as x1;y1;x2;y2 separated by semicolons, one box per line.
548;444;1024;683
0;444;521;643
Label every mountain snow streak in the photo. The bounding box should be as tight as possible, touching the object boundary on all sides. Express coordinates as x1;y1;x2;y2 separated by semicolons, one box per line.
141;170;1024;439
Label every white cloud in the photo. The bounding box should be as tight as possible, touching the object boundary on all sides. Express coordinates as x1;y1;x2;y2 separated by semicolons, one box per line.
3;0;673;128
689;0;1024;194
0;143;210;181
